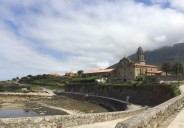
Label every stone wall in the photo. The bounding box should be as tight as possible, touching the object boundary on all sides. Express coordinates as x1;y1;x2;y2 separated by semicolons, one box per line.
115;93;184;128
65;83;174;106
0;107;147;128
145;75;184;83
55;92;128;111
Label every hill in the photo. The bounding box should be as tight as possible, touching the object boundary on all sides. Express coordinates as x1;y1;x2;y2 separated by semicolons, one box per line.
107;42;184;69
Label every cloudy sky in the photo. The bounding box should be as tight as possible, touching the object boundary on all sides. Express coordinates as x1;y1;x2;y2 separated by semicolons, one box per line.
1;0;184;80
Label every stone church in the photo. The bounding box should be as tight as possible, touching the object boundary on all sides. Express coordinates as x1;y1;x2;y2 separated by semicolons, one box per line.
84;47;162;82
111;47;161;82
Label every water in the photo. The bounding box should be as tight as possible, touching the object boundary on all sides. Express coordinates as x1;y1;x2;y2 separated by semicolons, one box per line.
0;95;109;118
0;109;39;118
0;102;68;118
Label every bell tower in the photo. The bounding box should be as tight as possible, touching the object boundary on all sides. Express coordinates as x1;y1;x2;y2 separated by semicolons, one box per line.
136;46;145;65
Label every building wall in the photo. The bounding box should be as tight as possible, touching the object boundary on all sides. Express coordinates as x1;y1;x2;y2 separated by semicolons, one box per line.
111;58;135;82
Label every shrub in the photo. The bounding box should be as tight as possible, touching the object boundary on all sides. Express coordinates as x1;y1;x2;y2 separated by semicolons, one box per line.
70;76;102;83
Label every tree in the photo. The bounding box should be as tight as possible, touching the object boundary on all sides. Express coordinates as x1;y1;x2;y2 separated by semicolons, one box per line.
171;62;183;75
12;78;16;81
161;62;171;75
77;70;84;76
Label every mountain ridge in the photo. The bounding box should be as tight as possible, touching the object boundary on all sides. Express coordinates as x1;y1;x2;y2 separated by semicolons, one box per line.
107;42;184;69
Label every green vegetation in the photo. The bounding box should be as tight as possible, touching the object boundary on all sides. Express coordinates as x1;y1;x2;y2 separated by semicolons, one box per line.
1;75;103;92
160;82;181;96
2;74;181;98
135;76;144;82
19;74;71;85
97;81;144;88
0;81;31;92
66;81;181;97
77;70;84;76
16;74;72;92
70;76;102;83
172;62;184;75
29;84;64;92
109;42;184;68
161;62;184;75
161;62;171;75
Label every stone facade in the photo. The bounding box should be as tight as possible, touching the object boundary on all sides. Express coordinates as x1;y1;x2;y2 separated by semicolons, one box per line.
111;58;135;82
111;47;161;82
84;47;162;82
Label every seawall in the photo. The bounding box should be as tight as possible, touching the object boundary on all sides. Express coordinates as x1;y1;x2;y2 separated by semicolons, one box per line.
0;107;147;128
65;83;174;106
55;92;128;111
115;87;184;128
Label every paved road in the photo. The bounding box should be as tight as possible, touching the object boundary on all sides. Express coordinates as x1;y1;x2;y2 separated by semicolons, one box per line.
167;107;184;128
167;85;184;128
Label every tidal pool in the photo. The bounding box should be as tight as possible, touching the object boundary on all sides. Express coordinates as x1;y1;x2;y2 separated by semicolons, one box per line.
0;95;109;118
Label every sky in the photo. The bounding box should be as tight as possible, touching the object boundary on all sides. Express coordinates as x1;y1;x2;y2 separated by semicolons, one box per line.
1;0;184;80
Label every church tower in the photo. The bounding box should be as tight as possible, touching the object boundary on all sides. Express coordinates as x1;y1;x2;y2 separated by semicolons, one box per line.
136;46;145;65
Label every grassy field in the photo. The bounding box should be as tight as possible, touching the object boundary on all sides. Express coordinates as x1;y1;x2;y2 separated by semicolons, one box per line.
0;81;64;92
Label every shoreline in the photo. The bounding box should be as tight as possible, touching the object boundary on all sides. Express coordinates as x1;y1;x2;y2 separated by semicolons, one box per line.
0;92;84;115
0;91;55;97
38;102;83;115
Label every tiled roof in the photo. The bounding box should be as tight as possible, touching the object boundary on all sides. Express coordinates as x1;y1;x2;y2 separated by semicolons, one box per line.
84;69;114;74
135;64;157;68
49;73;61;76
147;70;162;74
65;72;76;74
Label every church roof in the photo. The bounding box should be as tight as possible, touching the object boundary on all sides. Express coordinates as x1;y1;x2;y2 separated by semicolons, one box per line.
135;64;157;68
121;57;131;62
84;69;114;74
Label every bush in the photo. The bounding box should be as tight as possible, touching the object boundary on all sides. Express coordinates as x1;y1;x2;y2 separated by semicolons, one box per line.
135;76;144;81
70;76;102;83
19;74;71;86
0;83;31;92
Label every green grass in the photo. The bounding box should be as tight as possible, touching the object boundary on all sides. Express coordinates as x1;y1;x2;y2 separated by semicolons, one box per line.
70;76;102;83
23;83;64;92
0;81;64;92
0;82;31;92
160;82;181;96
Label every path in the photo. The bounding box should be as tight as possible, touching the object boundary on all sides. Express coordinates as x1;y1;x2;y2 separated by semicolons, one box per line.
67;104;142;128
166;85;184;128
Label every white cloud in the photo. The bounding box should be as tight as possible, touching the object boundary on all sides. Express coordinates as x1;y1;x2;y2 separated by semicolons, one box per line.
151;0;184;11
0;0;184;80
96;61;110;69
154;35;167;42
170;0;184;11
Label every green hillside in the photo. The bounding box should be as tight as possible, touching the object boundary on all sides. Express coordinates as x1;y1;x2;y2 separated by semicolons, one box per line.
108;42;184;69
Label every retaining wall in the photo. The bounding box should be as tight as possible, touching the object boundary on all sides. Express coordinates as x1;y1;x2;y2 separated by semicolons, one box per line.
145;75;184;83
65;83;174;106
56;92;128;111
115;93;184;128
0;107;147;128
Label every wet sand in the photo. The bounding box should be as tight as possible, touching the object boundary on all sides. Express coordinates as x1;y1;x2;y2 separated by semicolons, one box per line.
0;95;109;118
